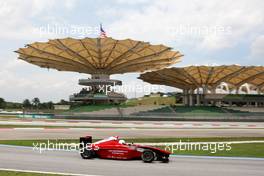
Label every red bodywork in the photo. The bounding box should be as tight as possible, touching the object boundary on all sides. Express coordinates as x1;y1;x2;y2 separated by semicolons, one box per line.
81;136;171;160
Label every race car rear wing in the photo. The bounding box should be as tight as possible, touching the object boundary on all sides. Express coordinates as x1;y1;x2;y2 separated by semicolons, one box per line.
80;136;92;145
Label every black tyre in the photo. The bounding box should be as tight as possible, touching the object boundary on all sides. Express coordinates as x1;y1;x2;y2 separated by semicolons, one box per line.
141;150;155;163
80;149;94;159
161;155;169;163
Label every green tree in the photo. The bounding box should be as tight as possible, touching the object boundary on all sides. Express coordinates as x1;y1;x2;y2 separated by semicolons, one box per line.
46;101;54;109
23;99;31;108
0;98;6;109
59;99;68;105
40;101;54;109
32;97;40;109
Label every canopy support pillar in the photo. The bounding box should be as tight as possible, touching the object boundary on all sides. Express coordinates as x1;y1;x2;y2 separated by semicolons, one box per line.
196;88;200;106
189;89;194;106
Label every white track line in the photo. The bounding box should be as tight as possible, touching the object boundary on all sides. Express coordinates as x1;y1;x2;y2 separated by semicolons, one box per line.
0;168;101;176
171;155;264;161
13;128;45;130
138;140;264;145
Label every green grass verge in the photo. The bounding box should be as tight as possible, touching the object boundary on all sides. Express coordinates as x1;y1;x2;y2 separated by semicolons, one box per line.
0;171;60;176
147;106;173;113
172;106;226;114
68;104;131;112
147;105;260;117
126;97;176;106
143;106;229;116
124;137;264;143
0;115;17;118
0;139;78;147
1;137;264;146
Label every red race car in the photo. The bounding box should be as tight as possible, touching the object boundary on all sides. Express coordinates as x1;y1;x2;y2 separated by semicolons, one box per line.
79;136;171;163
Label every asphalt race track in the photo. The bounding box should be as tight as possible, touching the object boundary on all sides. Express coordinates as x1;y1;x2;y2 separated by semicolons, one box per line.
1;119;264;140
1;120;263;176
1;119;264;129
0;145;263;176
1;128;264;140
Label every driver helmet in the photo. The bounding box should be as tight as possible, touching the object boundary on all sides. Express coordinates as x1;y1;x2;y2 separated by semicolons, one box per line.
119;139;126;144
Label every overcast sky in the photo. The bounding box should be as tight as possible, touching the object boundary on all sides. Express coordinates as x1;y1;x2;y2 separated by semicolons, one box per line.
0;0;263;103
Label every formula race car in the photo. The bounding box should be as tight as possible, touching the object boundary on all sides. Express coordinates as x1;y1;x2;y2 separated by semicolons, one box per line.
79;136;171;163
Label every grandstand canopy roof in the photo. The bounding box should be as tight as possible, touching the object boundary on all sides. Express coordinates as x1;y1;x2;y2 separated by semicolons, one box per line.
16;37;182;75
139;65;264;90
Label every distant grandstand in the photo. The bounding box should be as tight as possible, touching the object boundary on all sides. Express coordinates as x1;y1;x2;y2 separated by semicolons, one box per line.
139;65;264;107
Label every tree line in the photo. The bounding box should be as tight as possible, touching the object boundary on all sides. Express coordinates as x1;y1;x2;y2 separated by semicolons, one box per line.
0;98;69;109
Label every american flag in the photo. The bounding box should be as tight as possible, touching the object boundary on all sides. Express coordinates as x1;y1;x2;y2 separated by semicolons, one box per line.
99;24;107;38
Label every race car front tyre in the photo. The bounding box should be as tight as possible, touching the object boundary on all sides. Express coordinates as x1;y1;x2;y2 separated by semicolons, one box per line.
80;149;94;159
160;155;169;163
141;150;155;163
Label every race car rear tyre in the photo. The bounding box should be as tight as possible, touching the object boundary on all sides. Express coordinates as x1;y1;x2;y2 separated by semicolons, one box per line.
141;150;155;163
81;149;94;159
